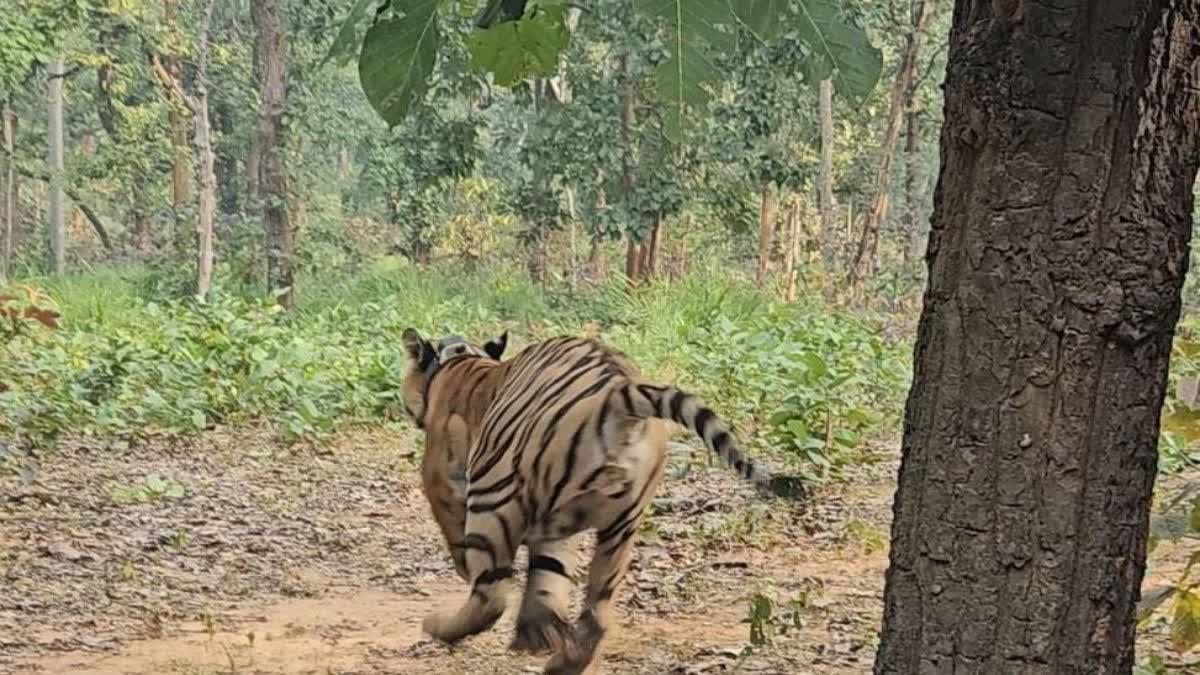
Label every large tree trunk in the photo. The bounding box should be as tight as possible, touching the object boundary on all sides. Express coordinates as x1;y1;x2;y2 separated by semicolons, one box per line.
252;0;294;309
754;183;778;287
847;0;937;301
46;60;65;275
1;102;13;282
875;1;1200;673
817;78;837;289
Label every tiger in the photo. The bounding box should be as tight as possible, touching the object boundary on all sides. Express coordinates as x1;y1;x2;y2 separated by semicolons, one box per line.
401;328;804;675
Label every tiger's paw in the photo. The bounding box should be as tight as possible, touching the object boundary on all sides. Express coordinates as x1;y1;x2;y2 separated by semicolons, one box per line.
422;610;460;644
511;609;572;654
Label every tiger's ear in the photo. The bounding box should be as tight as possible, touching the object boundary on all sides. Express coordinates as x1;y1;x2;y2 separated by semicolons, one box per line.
484;331;508;360
403;328;436;369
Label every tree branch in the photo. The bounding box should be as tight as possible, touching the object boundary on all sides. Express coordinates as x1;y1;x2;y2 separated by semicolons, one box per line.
148;52;198;113
0;145;113;251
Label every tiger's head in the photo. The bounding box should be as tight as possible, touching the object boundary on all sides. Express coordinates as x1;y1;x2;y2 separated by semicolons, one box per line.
401;328;508;428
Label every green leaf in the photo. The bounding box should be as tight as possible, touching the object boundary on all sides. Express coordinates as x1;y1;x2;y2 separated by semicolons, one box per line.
1172;589;1200;653
793;0;883;102
323;0;380;67
191;410;206;430
467;5;568;86
637;0;736;143
731;0;789;41
358;0;441;126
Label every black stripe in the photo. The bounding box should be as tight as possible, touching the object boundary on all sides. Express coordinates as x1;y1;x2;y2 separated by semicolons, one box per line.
496;509;516;553
669;390;685;423
463;533;496;566
543;420;587;520
693;407;715;443
619;385;635;414
594;394;611;442
529;555;569;578
712;431;732;457
468;489;517;513
469;471;516;498
579;465;608;491
474;566;515;586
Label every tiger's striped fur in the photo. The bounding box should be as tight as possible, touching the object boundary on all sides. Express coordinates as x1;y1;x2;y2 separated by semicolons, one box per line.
401;330;803;675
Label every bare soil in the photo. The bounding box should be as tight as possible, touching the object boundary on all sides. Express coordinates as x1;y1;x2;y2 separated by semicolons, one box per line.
0;427;1192;674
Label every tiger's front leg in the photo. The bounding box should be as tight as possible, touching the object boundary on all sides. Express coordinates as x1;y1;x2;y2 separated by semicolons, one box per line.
423;500;527;643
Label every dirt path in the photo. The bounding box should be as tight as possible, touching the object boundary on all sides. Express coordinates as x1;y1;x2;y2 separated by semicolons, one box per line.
0;427;1191;674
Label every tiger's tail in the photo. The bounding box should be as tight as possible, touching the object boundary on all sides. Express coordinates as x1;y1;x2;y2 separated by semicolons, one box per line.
622;383;806;500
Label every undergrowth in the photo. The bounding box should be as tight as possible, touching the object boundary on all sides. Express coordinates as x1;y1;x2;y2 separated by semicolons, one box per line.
1;258;912;481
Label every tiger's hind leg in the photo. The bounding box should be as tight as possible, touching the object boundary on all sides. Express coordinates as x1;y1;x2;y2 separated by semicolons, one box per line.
511;537;581;654
423;501;526;644
545;424;668;675
542;506;646;675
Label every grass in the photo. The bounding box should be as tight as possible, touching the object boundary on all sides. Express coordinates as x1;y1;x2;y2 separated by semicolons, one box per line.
2;256;914;482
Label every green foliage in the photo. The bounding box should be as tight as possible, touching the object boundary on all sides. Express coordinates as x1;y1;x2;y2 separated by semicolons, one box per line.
358;0;441;125
677;298;909;482
2;261;909;488
467;2;567;86
111;473;186;504
1141;486;1200;655
337;0;881;133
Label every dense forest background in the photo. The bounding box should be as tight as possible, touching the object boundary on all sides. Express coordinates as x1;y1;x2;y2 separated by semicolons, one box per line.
2;1;1199;674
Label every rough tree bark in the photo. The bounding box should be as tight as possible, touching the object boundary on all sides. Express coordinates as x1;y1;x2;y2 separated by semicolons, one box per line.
848;0;937;300
901;105;921;270
46;60;66;275
620;55;640;285
782;196;802;303
252;0;294;309
875;1;1200;673
818;78;837;289
150;0;217;299
163;0;192;220
192;0;217;300
1;102;13;282
754;183;778;287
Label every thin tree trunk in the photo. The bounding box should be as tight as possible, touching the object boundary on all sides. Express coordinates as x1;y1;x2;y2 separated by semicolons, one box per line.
1;102;13;282
131;196;151;253
783;197;802;302
164;0;192;243
192;0;217;300
875;1;1200;673
620;54;639;286
818;78;837;289
755;183;778;287
252;0;294;308
901;106;922;270
47;60;65;275
848;0;937;300
70;133;95;238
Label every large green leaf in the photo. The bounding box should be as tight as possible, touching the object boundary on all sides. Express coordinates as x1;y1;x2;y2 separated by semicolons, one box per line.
731;0;789;42
467;4;568;86
323;0;380;68
793;0;882;101
636;0;735;142
357;0;441;126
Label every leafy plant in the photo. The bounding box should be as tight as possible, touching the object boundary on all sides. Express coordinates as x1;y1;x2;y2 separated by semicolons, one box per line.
329;0;881;132
111;474;187;504
1140;485;1200;655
